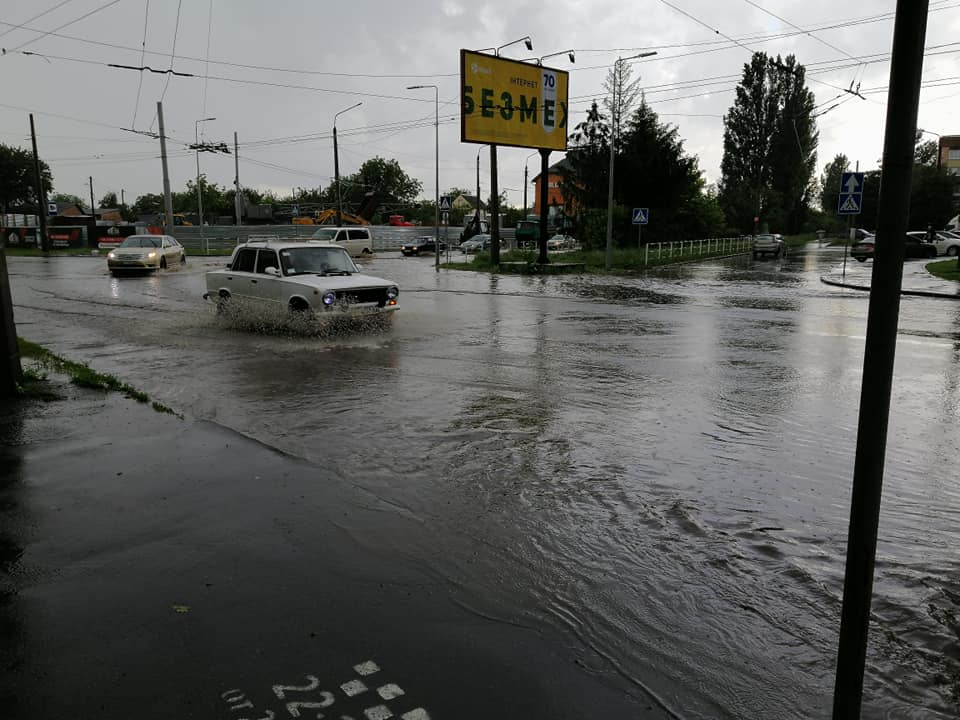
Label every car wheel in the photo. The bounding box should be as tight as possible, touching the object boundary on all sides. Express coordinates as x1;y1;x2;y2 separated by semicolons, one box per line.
159;256;167;269
215;292;231;315
856;257;867;262
362;248;372;255
947;246;959;257
752;251;759;259
288;297;310;314
180;254;187;264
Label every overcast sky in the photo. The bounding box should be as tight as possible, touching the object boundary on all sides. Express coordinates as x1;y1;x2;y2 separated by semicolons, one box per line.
2;0;958;211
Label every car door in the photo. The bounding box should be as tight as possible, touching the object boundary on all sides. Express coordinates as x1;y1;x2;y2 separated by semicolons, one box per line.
251;249;282;306
226;247;258;300
346;229;370;257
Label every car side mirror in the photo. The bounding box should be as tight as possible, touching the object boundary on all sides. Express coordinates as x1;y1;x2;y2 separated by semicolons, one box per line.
265;266;280;276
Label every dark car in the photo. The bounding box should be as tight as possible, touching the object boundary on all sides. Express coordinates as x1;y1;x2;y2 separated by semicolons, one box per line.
850;232;938;262
400;235;446;256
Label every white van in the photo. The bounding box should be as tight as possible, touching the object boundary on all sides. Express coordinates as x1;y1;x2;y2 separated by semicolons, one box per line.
309;227;374;257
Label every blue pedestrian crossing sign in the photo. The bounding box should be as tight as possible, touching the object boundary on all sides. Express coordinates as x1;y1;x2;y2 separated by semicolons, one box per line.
838;172;864;215
439;195;452;212
838;194;862;215
632;207;649;225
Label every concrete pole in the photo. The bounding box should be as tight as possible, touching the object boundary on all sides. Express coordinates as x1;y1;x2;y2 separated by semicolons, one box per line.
88;176;96;247
234;131;242;227
832;2;929;716
157;102;174;236
0;249;23;397
29;114;49;252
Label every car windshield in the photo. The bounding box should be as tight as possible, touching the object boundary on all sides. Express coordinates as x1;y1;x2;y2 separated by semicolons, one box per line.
310;228;338;241
279;246;358;276
119;236;160;248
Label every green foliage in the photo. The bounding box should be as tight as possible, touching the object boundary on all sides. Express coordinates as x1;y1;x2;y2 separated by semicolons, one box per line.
49;192;84;207
334;157;423;208
819;154;849;213
719;53;819;234
99;191;118;208
925;259;960;283
0;143;52;212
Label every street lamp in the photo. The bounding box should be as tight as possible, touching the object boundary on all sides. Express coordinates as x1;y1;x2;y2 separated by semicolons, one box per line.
523;50;576;66
523;150;539;218
195;116;215;249
333;102;362;226
605;52;656;270
407;85;440;269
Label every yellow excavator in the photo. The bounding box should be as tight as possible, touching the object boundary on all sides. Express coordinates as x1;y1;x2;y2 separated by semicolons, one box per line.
292;209;369;226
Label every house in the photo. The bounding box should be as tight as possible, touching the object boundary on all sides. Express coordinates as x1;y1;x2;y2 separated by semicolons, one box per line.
452;194;484;212
530;156;576;220
938;135;960;213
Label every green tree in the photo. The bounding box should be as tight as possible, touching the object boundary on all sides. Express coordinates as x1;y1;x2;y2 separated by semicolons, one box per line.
819;154;850;213
0;143;52;213
131;193;164;217
49;192;84;207
99;191;118;208
565;101;611;211
719;53;818;233
335;157;422;209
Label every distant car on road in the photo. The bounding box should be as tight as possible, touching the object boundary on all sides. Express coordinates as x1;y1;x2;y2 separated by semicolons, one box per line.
850;233;938;262
107;234;185;274
752;233;785;259
400;235;446;256
547;233;576;250
204;240;398;319
460;233;498;254
309;227;374;257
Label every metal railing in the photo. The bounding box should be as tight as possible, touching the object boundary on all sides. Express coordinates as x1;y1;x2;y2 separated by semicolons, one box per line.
639;236;752;265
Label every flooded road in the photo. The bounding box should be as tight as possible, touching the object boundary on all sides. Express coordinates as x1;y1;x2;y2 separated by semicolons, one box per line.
8;246;960;718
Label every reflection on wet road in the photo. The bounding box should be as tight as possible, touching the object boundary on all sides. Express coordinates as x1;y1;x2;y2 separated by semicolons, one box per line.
9;247;960;718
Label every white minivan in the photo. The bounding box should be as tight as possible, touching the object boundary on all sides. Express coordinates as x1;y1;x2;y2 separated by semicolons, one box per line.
309;227;374;257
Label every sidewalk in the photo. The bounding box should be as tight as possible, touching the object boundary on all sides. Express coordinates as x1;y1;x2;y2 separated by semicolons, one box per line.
820;258;960;298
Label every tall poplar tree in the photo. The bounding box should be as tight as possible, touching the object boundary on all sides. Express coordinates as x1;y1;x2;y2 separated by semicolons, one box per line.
719;53;818;233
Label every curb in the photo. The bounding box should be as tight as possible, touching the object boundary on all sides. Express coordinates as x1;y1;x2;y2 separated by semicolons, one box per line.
819;275;960;299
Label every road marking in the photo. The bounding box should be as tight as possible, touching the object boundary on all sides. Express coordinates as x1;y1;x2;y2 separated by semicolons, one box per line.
353;661;381;676
341;679;368;697
364;705;393;720
376;684;404;701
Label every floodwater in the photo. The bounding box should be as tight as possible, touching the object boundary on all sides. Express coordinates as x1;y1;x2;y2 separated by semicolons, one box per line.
8;246;960;718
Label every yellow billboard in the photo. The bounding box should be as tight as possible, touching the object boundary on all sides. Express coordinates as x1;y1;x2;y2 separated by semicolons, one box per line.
460;49;569;151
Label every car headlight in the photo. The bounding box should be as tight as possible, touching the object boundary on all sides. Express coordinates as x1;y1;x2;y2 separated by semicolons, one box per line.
322;291;337;305
107;251;115;259
386;286;399;300
147;251;157;258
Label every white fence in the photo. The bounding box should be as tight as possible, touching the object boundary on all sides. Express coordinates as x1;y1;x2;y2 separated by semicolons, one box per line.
640;236;752;264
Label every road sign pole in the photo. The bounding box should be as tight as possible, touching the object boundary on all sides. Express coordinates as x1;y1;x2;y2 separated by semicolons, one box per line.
638;222;642;249
833;2;930;716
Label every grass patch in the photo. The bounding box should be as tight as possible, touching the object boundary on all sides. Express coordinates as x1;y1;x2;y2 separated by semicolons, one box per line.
15;338;182;416
926;259;960;283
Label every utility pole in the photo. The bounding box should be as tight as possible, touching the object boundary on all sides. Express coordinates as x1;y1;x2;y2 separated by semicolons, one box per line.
475;149;481;230
234;131;242;227
157;102;174;236
832;2;929;717
88;176;96;247
29;114;49;252
523;163;528;218
333;124;341;226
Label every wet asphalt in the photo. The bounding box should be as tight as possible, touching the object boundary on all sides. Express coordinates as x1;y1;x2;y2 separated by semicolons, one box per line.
2;245;960;719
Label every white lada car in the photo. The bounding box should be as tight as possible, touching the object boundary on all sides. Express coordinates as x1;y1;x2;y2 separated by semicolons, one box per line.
204;240;398;318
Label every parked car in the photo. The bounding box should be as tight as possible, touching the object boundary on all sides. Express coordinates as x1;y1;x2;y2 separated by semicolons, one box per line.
752;233;785;259
906;230;960;257
107;234;185;274
460;233;499;253
309;226;374;257
547;233;576;250
400;235;446;256
850;233;938;262
204;240;398;318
